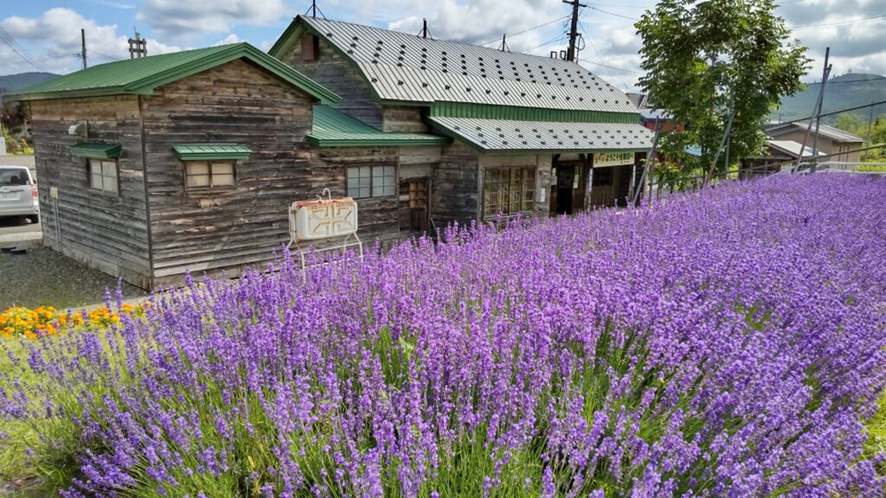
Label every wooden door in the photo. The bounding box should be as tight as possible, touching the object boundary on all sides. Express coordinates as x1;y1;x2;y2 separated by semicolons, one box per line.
399;178;429;233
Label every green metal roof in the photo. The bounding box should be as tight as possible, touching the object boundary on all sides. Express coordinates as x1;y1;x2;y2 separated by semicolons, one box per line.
308;105;449;147
172;144;252;161
8;43;339;104
429;117;653;154
69;142;122;159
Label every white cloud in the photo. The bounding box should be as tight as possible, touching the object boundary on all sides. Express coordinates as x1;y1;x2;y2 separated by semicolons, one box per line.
1;8;181;75
213;34;241;46
137;0;292;42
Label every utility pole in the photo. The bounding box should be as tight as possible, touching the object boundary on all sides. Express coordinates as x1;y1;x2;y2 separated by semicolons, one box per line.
311;0;317;17
811;47;830;165
499;34;509;52
795;47;831;173
422;19;428;39
80;29;87;69
562;0;587;62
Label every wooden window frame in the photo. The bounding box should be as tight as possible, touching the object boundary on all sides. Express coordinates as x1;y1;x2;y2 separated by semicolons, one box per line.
183;160;237;193
87;158;120;196
592;166;614;187
347;165;396;199
483;166;536;219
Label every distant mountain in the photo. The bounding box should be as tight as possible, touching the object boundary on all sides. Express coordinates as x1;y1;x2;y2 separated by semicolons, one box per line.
773;73;886;124
0;72;60;101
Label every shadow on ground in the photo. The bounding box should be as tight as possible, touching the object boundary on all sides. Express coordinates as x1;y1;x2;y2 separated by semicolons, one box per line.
0;246;148;310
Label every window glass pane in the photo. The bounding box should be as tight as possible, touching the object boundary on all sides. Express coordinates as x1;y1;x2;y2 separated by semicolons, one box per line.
187;162;210;176
372;184;386;197
347;177;359;191
102;161;117;178
103;176;118;193
359;166;371;178
187;175;210;188
358;186;371;198
213;174;235;187
212;162;234;175
91;173;103;190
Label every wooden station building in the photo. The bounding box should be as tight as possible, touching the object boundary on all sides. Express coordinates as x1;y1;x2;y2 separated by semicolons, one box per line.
12;17;651;290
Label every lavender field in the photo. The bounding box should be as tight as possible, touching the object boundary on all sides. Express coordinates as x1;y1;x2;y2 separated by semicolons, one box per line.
2;174;886;497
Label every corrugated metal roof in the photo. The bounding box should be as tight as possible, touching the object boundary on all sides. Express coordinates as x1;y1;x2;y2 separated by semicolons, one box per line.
172;144;252;161
765;122;863;143
767;140;825;158
9;43;338;104
429;117;653;153
309;105;449;147
69;142;122;159
296;16;637;114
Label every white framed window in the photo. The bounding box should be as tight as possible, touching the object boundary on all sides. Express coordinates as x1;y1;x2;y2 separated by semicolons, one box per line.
347;165;395;199
184;161;236;191
88;159;119;194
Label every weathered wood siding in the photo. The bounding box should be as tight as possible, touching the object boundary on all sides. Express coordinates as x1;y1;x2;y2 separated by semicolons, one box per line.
432;142;480;227
29;96;152;288
141;59;316;288
313;146;401;245
383;106;430;133
282;34;384;129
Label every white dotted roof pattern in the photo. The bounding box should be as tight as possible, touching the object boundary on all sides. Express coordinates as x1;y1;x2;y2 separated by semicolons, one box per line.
429;117;653;152
300;16;638;114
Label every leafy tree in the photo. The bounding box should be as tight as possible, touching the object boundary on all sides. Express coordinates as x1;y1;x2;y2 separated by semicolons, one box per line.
833;113;886;161
636;0;810;182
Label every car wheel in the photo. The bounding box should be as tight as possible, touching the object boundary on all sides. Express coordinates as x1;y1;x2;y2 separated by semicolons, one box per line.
28;215;39;224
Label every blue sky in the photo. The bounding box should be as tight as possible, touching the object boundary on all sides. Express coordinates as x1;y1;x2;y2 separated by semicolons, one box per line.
2;1;884;91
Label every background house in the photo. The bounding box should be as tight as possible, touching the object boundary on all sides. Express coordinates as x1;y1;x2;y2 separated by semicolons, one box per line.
763;122;863;162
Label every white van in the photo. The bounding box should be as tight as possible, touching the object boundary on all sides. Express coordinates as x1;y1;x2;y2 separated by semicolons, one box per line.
0;166;39;223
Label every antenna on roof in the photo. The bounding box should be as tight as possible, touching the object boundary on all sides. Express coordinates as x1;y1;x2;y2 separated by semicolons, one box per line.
305;0;326;19
128;28;146;59
417;18;433;39
499;34;510;52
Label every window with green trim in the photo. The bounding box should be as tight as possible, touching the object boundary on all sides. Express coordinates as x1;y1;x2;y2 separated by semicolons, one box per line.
484;167;535;218
184;161;236;191
88;159;119;194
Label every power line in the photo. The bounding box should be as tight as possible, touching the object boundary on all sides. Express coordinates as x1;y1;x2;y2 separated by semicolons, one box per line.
478;15;570;47
578;19;615;80
91;50;123;61
790;13;886;30
0;26;52;72
529;34;568;51
581;59;644;74
779;99;886;125
588;6;640;21
804;76;886;86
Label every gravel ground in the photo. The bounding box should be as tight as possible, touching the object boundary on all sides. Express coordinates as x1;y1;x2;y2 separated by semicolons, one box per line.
0;246;148;310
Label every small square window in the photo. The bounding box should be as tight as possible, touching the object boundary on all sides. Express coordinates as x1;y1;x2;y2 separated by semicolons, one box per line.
185;161;236;192
88;158;119;194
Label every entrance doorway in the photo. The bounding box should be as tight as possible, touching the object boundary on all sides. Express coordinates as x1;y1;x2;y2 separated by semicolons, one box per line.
399;178;429;234
550;156;589;215
556;165;575;214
